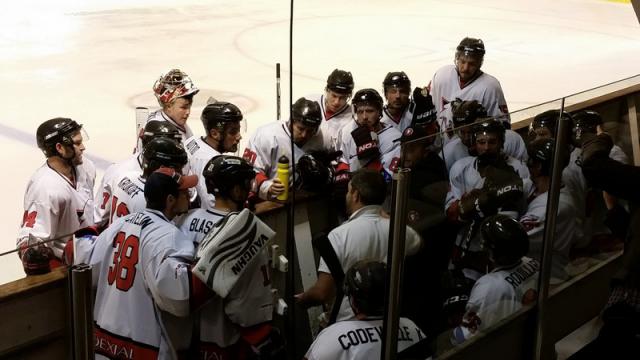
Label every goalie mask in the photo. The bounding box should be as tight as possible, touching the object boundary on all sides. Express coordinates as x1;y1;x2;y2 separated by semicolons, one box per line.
153;69;200;106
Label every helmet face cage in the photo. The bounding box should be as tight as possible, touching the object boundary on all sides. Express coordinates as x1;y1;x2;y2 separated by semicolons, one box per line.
153;69;199;105
382;71;411;94
352;88;384;113
37;118;84;157
326;69;354;95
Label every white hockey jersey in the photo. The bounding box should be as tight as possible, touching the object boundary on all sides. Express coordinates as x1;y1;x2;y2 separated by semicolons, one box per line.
94;153;143;227
452;257;539;343
380;105;413;133
308;93;354;152
18;163;95;260
520;187;577;283
305;317;425;360
89;210;196;359
430;65;510;143
242;121;326;200
108;171;147;225
184;135;221;211
339;120;401;182
317;205;422;321
176;208;273;348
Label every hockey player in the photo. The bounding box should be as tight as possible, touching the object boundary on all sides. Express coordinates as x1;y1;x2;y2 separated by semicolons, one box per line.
85;168;202;359
339;88;401;182
381;71;413;132
442;99;487;172
243;97;327;200
185;101;244;211
445;119;530;279
177;155;278;359
296;169;422;322
18;118;94;275
149;68;200;141
451;215;539;344
308;69;355;152
106;137;189;225
521;138;577;283
304;261;426;360
429;37;510;144
95;121;182;229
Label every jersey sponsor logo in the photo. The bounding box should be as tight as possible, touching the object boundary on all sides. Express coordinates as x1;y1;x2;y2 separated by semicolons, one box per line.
504;259;539;290
94;325;158;359
357;141;376;154
21;210;37;228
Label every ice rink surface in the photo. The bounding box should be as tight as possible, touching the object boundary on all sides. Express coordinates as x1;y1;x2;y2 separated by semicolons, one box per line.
1;0;639;284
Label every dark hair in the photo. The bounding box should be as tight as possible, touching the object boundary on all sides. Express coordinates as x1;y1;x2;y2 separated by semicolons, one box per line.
350;169;387;205
144;172;180;211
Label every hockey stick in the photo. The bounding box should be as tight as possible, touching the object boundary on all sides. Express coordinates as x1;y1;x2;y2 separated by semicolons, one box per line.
276;63;282;121
1;231;79;257
135;106;149;153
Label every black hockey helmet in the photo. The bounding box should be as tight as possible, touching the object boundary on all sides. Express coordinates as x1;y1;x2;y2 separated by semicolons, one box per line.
295;153;333;192
142;137;188;174
142;121;182;148
36;117;84;157
352;88;384;112
201;101;243;133
471;118;505;145
291;98;322;128
343;260;387;316
480;214;529;266
527;138;569;176
456;37;485;58
202;155;255;196
326;69;354;95
570;110;602;147
382;71;411;93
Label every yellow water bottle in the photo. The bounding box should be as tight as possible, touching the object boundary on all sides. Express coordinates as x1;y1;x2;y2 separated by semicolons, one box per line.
276;155;289;201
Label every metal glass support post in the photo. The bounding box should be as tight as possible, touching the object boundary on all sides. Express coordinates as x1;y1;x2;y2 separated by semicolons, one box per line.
534;99;570;360
381;168;411;360
68;264;94;360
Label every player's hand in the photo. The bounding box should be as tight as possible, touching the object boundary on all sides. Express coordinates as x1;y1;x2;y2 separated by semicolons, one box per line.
294;292;307;304
268;179;285;199
21;242;54;275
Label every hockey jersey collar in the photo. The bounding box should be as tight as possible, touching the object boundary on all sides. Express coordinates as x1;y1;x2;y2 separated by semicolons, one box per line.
146;208;171;223
320;94;350;121
347;205;384;222
160;110;187;134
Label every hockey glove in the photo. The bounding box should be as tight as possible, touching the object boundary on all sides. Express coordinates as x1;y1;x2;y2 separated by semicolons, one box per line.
21;241;54;275
411;86;437;127
458;189;497;221
351;126;380;160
